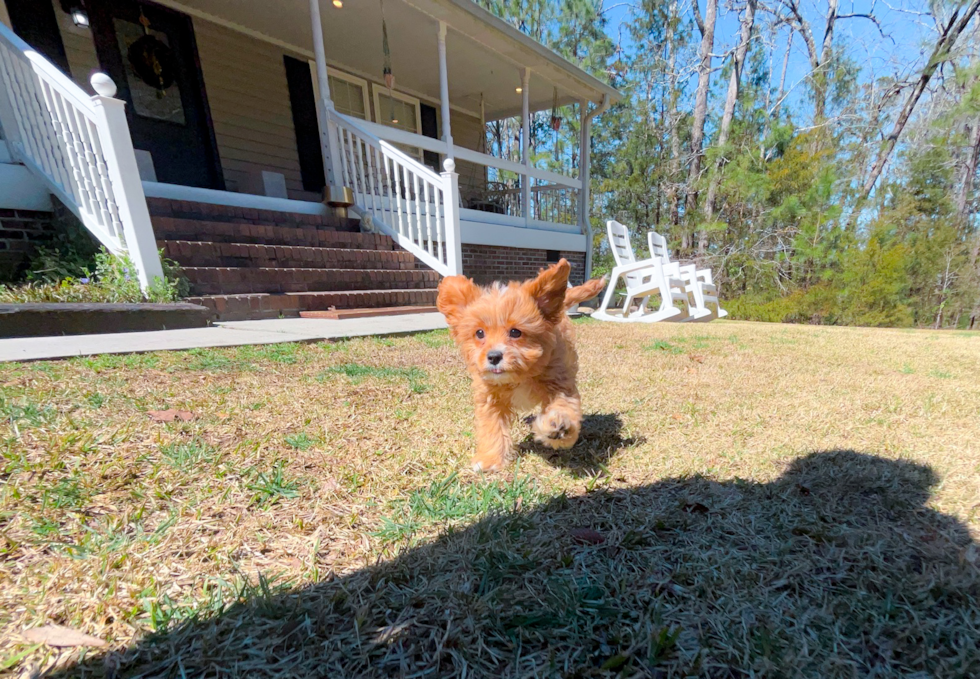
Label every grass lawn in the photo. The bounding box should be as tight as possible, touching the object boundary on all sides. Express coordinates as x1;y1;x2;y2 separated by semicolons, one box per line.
1;319;979;677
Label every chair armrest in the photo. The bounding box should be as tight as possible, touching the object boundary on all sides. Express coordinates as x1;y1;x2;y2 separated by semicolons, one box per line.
611;258;665;276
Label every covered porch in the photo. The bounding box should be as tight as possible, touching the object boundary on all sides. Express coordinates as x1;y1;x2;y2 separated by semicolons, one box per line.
0;0;618;286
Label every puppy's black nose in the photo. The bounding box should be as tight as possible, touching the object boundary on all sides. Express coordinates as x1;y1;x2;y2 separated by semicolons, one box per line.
487;350;503;366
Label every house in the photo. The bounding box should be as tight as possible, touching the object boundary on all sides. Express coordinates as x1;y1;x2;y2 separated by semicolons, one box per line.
0;0;619;319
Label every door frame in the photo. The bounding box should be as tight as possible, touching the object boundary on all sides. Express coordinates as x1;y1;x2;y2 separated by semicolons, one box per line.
87;0;224;190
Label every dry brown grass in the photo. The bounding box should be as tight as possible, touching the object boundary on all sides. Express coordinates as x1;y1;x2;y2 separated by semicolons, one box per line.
1;320;978;677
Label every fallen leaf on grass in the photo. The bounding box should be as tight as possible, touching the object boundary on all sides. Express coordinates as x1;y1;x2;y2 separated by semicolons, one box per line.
569;528;605;544
22;624;106;648
147;409;194;422
321;477;341;492
688;354;705;363
670;413;683;421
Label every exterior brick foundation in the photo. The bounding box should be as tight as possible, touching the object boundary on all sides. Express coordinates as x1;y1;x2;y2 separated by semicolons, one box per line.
0;209;56;281
461;244;586;286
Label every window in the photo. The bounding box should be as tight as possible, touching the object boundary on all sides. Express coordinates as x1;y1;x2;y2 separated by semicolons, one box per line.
373;89;423;159
307;63;369;121
329;72;369;119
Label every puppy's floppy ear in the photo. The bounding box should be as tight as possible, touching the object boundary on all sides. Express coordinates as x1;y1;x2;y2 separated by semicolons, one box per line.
523;258;570;323
437;275;480;327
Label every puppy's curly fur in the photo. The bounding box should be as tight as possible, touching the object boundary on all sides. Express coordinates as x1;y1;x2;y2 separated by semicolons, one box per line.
437;259;606;471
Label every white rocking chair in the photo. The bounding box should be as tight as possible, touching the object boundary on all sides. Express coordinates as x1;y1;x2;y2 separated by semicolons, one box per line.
593;220;686;323
647;231;727;321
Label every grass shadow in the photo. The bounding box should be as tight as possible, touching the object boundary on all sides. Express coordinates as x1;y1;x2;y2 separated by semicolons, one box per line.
518;412;645;477
44;451;980;677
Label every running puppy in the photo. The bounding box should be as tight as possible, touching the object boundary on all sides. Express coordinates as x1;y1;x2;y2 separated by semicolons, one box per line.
437;259;606;471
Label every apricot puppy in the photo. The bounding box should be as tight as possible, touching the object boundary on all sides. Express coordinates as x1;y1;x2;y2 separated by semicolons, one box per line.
437;259;606;471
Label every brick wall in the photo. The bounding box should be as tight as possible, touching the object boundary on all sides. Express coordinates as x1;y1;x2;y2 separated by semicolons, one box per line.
462;244;586;286
0;209;56;282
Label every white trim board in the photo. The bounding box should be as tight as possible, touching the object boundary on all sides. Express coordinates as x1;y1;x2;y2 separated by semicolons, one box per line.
459;219;585;251
142;181;329;216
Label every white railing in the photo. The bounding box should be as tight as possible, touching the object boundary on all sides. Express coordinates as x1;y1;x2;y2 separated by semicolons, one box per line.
0;22;162;289
330;110;462;276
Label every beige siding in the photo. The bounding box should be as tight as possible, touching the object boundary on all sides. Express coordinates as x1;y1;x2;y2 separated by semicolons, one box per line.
49;0;100;90
193;20;317;201
0;0;11;29
450;109;486;200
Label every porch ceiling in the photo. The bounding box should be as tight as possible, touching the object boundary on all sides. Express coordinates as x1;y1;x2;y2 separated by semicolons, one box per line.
157;0;620;119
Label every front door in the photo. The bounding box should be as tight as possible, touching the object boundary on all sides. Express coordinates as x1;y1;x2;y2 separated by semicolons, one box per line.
87;0;223;189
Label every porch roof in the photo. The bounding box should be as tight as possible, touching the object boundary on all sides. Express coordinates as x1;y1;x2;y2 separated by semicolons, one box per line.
155;0;621;119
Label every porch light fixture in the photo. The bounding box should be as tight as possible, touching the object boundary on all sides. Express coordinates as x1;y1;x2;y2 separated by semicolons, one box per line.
332;0;343;7
71;8;90;27
515;86;522;94
60;1;90;28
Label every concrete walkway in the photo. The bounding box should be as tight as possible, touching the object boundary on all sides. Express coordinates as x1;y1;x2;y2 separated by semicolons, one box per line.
0;313;448;362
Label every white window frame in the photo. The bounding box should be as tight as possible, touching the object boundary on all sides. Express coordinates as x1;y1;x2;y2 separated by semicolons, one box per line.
308;62;371;121
372;87;423;135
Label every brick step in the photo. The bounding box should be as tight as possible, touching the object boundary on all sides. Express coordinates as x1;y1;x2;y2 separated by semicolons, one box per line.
299;305;438;320
162;241;418;270
152;217;393;249
146;197;360;231
187;289;438;321
182;267;440;296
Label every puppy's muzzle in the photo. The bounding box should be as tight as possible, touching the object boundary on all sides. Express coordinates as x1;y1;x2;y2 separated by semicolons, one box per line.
485;349;505;375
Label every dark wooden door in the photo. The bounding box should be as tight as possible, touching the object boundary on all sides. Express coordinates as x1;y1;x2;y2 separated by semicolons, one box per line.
88;0;223;189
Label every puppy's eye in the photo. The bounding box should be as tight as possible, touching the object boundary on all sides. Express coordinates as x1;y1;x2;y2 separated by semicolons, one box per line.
475;329;485;339
509;328;522;338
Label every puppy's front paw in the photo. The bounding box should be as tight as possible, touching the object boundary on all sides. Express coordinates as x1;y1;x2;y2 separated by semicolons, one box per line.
471;450;506;473
533;411;580;450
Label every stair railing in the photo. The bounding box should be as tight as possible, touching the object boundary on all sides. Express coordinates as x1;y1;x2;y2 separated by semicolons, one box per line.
0;22;163;289
329;110;462;277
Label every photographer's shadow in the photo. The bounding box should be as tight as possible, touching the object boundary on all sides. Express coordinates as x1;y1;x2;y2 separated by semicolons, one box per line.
49;450;980;678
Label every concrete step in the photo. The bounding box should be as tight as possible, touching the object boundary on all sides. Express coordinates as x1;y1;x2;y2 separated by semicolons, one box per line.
186;289;439;321
181;267;440;296
162;240;419;270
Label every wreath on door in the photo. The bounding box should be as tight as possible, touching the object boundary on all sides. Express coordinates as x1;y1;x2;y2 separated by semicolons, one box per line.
127;34;176;94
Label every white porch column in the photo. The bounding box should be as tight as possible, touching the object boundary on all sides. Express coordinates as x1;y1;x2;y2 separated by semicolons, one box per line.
521;68;530;226
309;0;342;188
579;101;593;280
437;21;453;158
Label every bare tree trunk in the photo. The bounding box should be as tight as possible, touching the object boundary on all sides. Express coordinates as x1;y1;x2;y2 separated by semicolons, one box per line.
956;118;980;219
665;0;682;229
781;0;837;122
860;0;980;201
686;0;718;253
700;0;757;254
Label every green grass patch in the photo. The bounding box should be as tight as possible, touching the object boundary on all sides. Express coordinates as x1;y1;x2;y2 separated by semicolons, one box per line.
246;462;301;506
284;433;315;450
160;439;217;468
374;471;541;544
643;340;685;355
237;343;304;365
319;363;429;393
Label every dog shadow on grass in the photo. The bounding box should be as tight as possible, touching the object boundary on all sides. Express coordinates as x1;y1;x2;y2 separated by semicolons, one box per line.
47;451;980;678
518;412;645;477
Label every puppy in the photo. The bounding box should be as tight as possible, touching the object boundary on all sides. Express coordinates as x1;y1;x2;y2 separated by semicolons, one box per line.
437;259;606;471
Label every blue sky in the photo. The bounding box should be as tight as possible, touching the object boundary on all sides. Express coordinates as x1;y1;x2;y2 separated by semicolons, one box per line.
602;0;940;114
